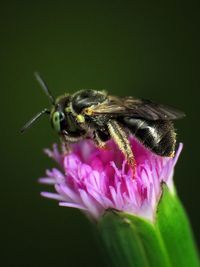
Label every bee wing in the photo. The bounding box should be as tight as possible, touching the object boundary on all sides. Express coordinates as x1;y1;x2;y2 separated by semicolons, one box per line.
91;96;185;120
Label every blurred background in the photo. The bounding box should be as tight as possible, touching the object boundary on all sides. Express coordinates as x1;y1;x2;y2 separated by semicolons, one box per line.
1;1;199;266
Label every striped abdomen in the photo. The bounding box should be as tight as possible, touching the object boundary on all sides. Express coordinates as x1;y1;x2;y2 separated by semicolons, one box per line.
120;117;176;157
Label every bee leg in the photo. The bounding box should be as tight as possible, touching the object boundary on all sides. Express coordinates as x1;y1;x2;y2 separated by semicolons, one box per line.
107;120;136;174
93;130;108;149
59;133;71;154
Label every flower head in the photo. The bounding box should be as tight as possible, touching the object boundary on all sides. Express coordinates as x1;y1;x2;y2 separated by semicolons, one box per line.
39;137;182;220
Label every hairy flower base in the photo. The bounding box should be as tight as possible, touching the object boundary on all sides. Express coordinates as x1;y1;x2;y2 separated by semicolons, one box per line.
39;137;182;220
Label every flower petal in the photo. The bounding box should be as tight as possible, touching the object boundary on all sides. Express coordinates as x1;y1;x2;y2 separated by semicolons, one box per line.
40;138;183;220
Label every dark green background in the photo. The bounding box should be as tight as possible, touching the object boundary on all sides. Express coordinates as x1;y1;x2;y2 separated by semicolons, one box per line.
1;1;199;266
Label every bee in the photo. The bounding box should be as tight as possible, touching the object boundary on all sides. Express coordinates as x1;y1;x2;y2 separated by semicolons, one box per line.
21;73;185;171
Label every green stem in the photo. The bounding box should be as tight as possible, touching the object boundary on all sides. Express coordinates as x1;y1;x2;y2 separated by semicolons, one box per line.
156;185;199;267
97;185;199;267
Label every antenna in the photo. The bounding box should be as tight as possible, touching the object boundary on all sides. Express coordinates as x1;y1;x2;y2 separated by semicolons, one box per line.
20;108;50;133
34;72;55;104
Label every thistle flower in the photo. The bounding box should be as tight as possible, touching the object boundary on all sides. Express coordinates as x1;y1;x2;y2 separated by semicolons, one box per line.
39;137;199;267
40;136;181;220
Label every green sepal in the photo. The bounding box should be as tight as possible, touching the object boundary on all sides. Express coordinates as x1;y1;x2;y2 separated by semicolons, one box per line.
97;185;199;267
98;211;171;267
156;185;199;267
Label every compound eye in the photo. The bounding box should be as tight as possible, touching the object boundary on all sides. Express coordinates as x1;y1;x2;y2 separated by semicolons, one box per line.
59;112;65;121
52;111;61;132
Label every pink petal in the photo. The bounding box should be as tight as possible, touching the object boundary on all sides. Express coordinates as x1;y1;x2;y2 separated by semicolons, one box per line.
39;138;183;220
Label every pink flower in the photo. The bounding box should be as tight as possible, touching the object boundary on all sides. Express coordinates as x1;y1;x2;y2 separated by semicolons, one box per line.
39;137;183;220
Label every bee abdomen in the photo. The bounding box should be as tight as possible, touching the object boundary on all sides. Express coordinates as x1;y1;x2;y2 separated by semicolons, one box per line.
120;117;176;157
